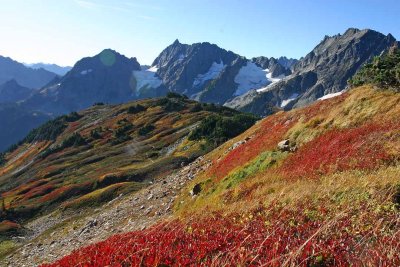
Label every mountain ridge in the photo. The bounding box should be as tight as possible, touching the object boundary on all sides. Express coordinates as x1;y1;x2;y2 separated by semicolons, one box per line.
225;28;398;115
0;56;57;89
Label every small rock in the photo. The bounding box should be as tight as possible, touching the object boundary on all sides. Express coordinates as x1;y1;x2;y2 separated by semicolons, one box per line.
190;183;202;196
277;139;290;152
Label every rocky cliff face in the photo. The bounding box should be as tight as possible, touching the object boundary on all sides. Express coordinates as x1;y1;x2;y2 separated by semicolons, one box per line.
226;28;398;115
152;40;291;105
252;56;296;77
152;40;242;104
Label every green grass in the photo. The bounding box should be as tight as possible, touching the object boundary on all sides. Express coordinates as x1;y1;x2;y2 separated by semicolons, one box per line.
0;239;18;260
220;151;287;190
62;182;143;210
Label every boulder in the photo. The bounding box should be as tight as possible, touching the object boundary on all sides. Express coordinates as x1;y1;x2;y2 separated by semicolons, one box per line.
277;139;290;151
190;183;202;196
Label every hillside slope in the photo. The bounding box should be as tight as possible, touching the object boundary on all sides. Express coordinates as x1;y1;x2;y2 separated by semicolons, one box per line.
0;94;257;264
0;104;51;152
40;85;400;266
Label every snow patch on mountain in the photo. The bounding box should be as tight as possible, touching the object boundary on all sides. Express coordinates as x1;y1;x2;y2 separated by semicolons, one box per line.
280;93;299;108
178;54;185;61
318;91;345;101
133;66;162;95
80;69;93;75
193;61;225;87
266;71;285;83
234;62;286;96
234;62;268;96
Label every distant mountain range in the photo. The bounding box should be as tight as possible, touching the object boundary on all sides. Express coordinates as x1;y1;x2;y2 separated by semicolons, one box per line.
25;63;72;76
0;56;57;89
0;79;33;103
0;28;398;151
0;104;50;151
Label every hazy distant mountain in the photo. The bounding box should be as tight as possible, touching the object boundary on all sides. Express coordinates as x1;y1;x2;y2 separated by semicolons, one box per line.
24;49;165;114
0;79;33;103
226;28;398;115
26;63;72;76
0;103;51;151
0;56;57;89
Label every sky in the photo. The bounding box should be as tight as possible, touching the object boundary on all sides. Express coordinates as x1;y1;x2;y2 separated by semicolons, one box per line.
0;0;399;67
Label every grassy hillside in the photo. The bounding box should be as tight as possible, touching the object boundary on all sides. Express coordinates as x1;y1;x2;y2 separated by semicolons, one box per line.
0;94;256;227
43;85;400;266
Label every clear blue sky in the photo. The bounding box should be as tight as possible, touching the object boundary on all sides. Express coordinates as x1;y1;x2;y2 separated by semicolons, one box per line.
0;0;399;66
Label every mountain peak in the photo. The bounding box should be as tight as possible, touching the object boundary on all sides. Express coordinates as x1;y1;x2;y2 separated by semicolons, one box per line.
3;78;19;86
344;27;361;35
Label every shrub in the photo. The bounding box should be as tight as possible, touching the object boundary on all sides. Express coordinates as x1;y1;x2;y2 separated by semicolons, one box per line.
189;113;258;146
349;46;400;90
40;133;87;158
22;117;67;143
166;92;188;99
0;153;5;166
155;97;186;112
189;103;203;112
138;124;155;136
127;104;146;114
93;102;105;106
41;201;400;266
64;112;83;122
114;124;133;138
90;127;103;139
61;133;87;148
0;220;21;236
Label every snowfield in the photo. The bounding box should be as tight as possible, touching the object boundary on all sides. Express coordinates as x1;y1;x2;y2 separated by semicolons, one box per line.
234;62;285;96
132;66;163;95
318;91;345;100
280;93;299;108
80;69;93;75
193;61;225;87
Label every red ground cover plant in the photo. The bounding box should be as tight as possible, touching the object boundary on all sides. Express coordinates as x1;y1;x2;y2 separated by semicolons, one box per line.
279;122;399;179
41;200;399;267
208;113;298;180
0;220;21;233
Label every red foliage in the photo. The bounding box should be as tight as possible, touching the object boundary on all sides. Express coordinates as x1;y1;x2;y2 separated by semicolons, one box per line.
41;202;399;267
39;182;92;204
279;122;399;179
21;183;56;201
0;220;21;233
209;113;297;180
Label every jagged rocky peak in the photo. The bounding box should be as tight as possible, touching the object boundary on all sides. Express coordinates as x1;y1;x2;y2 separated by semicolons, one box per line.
293;28;397;72
226;28;398;116
251;56;297;77
152;40;239;70
151;39;242;97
